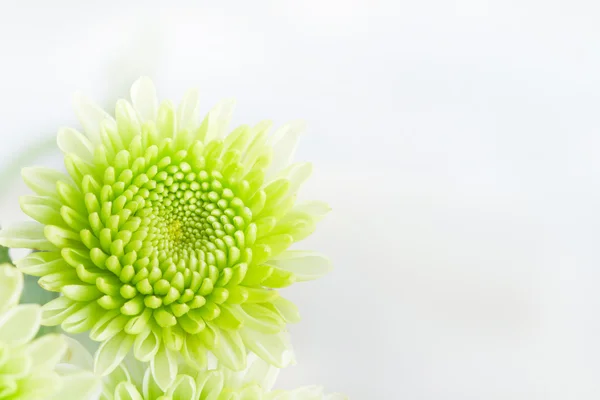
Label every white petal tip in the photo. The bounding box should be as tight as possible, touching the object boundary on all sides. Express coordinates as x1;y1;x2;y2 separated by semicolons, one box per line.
132;76;154;87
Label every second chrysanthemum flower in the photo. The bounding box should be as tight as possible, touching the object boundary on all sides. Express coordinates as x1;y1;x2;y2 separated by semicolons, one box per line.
0;77;332;390
0;263;99;400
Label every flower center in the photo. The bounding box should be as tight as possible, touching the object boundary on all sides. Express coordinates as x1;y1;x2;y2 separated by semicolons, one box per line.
165;220;184;244
145;166;250;265
86;147;255;330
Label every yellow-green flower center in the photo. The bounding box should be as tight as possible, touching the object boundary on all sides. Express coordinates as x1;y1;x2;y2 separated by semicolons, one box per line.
83;148;254;330
150;169;247;260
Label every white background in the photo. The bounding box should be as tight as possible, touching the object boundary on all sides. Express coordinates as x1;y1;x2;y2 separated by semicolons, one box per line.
1;1;600;398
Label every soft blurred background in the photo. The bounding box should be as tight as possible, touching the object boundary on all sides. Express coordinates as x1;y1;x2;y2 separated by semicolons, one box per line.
2;1;600;398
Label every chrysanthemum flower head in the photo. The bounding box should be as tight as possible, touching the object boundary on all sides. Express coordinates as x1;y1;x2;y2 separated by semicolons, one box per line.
0;263;99;399
0;77;332;390
98;353;346;400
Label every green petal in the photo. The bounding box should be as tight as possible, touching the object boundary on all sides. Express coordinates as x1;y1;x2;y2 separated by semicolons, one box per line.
90;310;127;341
268;251;333;282
232;303;284;334
0;265;23;313
57;127;95;162
278;162;312;194
157;100;176;141
196;370;224;399
94;332;135;376
61;284;102;302
223;124;251;154
211;325;246;371
41;296;80;325
151;344;177;391
44;225;82;249
238;385;262;399
21;167;68;197
260;179;290;215
55;180;86;215
39;270;80;292
168;374;196;400
240;329;294;369
0;378;17;397
20;195;64;226
181;334;207;370
265;120;305;178
0;221;56;251
261;266;296;289
177;87;200;132
142;366;163;400
114;382;143;400
73;91;114;145
205;98;236;142
26;334;67;370
133;327;160;362
16;252;69;276
131;76;158;122
61;336;94;370
255;234;294;257
214;304;242;331
48;371;100;400
62;302;103;333
11;373;60;399
245;354;279;391
292;201;331;221
241;122;270;170
0;304;41;346
116;99;142;145
0;353;30;379
271;297;301;324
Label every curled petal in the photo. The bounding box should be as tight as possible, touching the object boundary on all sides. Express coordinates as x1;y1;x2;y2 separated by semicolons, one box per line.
167;374;197;399
143;366;163;400
271;297;301;324
225;352;279;391
280;162;312;194
27;334;68;371
196;370;224;398
210;324;247;371
94;332;135;376
114;382;144;400
57;127;95;162
151;344;177;391
0;265;24;313
177;87;200;131
0;221;56;251
0;304;41;346
48;371;101;400
60;335;94;370
73;91;115;145
21;167;69;197
20;195;64;226
240;329;294;369
268;251;333;282
41;296;80;326
131;76;158;122
205;98;236;142
292;201;331;221
266;120;305;178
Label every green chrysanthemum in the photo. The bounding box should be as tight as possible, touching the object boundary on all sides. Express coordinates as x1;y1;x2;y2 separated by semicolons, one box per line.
97;353;345;400
0;77;332;390
0;264;99;399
